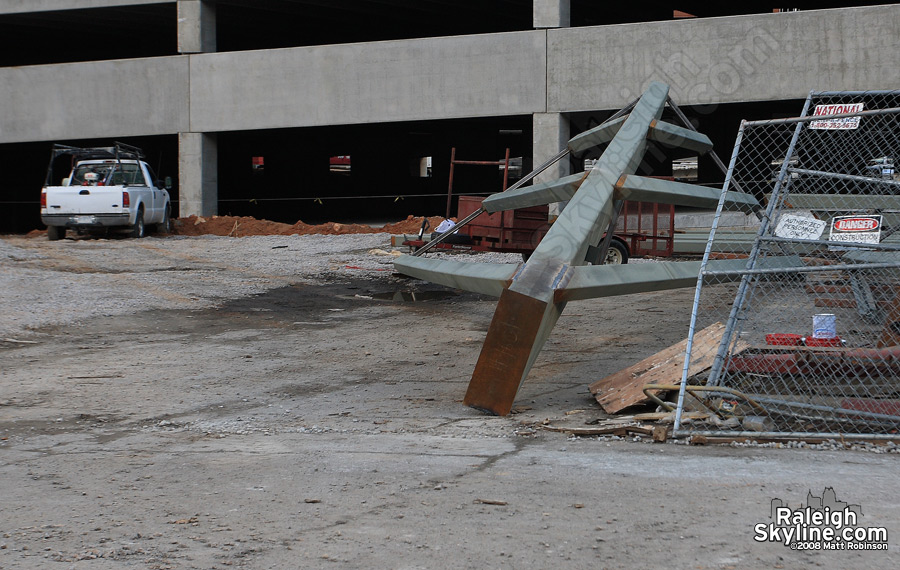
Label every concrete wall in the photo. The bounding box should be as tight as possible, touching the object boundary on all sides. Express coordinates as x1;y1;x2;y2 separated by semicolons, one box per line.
1;5;898;144
0;0;171;14
548;5;900;111
0;57;188;143
187;31;547;133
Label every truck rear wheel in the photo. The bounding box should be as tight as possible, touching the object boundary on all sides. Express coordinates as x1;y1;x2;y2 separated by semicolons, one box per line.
131;207;145;239
47;225;65;241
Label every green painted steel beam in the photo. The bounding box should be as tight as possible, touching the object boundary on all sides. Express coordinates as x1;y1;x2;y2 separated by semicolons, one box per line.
566;115;628;154
392;255;519;298
481;172;587;213
835;250;900;265
615;175;759;211
556;260;705;302
648;119;713;154
780;194;900;211
556;257;803;302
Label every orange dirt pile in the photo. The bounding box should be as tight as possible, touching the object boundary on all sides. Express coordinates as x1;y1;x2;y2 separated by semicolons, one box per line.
172;215;449;238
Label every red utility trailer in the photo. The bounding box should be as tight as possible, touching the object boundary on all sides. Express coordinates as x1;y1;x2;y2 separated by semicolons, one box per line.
403;196;675;264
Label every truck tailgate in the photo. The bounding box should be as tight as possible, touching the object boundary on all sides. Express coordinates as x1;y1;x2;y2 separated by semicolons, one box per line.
44;186;126;215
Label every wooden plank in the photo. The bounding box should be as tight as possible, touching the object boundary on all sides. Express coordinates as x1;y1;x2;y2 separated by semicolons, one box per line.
633;411;709;421
540;424;654;437
589;321;748;414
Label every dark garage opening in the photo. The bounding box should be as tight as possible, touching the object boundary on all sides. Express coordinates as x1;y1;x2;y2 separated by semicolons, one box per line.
215;116;532;225
0;100;809;235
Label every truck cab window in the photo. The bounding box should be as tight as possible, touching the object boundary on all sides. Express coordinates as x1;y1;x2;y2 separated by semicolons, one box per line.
71;165;112;186
122;164;146;186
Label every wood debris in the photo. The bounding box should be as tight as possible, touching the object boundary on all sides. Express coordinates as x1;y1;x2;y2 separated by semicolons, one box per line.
589;322;748;413
652;425;669;442
633;411;709;423
474;499;508;506
2;338;38;344
540;422;653;437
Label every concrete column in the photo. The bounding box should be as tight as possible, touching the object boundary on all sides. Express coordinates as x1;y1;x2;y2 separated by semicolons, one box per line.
533;0;570;28
178;132;218;217
533;113;570;220
178;0;216;53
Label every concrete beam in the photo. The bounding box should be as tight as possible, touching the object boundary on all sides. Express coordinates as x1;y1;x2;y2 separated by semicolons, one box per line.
178;132;217;217
547;4;900;111
0;0;171;14
188;31;547;132
0;57;189;144
178;0;216;54
1;6;898;144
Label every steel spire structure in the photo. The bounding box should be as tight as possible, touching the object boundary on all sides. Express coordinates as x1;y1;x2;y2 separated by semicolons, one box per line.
395;82;759;415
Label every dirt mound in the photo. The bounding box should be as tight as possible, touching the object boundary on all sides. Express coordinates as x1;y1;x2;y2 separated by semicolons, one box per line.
173;215;449;238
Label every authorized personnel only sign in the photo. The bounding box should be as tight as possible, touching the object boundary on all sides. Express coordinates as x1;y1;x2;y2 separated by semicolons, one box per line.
774;214;827;241
809;103;864;130
829;215;882;245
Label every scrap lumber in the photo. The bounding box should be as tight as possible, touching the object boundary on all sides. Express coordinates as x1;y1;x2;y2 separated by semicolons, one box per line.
540;424;654;437
589;321;748;414
633;411;709;422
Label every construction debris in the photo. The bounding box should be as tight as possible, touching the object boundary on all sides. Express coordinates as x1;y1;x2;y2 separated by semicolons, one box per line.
540;418;654;437
474;499;508;506
588;322;748;413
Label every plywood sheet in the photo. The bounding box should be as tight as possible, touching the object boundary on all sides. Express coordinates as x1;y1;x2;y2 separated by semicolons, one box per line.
589;321;745;413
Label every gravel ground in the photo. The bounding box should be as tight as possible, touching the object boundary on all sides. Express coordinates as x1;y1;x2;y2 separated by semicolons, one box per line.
1;233;898;569
0;233;522;339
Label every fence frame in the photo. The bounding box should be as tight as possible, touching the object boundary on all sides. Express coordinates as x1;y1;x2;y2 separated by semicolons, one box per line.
674;90;900;439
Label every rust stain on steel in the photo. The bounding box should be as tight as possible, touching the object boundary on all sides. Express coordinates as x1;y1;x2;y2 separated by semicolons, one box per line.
465;288;549;416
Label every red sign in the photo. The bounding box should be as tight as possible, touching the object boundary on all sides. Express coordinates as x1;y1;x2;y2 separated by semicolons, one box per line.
833;217;880;232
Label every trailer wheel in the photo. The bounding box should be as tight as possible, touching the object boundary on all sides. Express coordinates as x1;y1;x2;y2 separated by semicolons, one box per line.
47;225;65;241
605;240;629;265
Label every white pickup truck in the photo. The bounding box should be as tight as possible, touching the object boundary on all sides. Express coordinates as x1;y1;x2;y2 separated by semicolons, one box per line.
40;143;172;240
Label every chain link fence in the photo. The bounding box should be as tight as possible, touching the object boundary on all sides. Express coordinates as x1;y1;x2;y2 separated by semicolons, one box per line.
673;90;900;439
